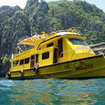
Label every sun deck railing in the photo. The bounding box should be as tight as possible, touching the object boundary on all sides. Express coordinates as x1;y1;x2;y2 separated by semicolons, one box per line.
90;42;105;55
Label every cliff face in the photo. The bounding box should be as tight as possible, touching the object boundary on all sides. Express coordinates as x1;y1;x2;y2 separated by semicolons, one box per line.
25;0;50;34
0;0;105;76
25;0;105;43
0;6;31;76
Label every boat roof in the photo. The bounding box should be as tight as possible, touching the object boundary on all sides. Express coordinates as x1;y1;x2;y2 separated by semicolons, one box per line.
17;28;84;46
17;37;35;46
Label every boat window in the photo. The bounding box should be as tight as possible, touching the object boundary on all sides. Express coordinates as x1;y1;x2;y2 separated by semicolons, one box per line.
42;52;49;60
58;39;63;57
31;55;34;60
13;61;18;67
36;54;38;63
25;58;30;64
69;39;87;46
47;43;54;47
20;59;24;65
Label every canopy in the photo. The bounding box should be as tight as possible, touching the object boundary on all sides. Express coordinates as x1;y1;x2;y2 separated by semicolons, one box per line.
17;37;35;46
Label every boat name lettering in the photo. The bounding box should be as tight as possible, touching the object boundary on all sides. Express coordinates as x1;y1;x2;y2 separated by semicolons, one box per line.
76;61;93;70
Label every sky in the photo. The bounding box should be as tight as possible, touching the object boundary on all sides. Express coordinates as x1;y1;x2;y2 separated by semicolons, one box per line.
0;0;105;12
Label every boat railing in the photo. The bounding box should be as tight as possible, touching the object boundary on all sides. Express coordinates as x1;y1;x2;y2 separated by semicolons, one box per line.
89;42;105;48
89;42;105;55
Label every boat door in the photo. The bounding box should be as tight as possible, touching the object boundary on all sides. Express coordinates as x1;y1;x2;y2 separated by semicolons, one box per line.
34;54;38;68
58;39;63;57
31;54;38;68
53;48;58;63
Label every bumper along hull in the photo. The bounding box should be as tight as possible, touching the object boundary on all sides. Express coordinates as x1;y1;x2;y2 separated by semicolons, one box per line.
7;55;105;79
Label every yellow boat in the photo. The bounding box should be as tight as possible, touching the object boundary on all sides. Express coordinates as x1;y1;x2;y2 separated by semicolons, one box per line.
6;28;105;79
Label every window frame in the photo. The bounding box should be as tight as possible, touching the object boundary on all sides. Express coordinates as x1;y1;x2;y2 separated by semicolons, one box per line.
13;60;19;67
47;43;54;47
25;58;30;64
69;39;87;46
20;59;24;65
42;52;49;60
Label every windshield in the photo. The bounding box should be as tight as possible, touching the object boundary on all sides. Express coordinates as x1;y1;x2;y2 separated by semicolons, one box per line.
69;39;87;46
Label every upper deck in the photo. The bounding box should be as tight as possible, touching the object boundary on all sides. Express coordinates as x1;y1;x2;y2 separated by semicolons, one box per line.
17;29;85;49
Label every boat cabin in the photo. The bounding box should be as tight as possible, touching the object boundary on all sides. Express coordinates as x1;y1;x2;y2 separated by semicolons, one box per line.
10;29;95;72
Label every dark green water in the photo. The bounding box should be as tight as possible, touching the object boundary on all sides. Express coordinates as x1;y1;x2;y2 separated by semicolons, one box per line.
0;78;105;105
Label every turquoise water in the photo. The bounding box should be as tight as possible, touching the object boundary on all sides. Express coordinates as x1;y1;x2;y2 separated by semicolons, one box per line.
0;78;105;105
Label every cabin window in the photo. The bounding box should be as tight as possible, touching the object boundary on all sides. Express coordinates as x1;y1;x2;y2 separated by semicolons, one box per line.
20;59;24;65
58;39;63;57
36;54;38;63
31;55;34;60
13;61;18;67
42;52;49;60
47;43;54;47
25;58;29;64
69;39;87;46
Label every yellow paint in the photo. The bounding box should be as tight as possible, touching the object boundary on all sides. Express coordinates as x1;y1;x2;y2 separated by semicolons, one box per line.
6;28;105;79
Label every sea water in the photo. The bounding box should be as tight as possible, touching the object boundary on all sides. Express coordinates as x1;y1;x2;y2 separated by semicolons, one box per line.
0;78;105;105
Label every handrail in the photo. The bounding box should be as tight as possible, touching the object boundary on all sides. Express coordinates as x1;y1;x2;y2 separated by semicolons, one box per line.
93;47;105;52
90;42;105;47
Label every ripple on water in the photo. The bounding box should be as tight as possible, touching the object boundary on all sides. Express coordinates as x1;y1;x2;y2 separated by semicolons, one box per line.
0;78;105;105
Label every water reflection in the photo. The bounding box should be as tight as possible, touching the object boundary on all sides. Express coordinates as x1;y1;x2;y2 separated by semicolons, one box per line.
0;78;105;105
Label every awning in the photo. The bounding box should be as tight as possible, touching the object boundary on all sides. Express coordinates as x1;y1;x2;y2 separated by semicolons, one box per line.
17;37;35;46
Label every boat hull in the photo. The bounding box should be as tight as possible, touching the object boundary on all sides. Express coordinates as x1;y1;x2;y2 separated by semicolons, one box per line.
7;55;105;79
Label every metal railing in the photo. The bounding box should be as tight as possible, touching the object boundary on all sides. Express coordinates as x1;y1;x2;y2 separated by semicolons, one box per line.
90;42;105;54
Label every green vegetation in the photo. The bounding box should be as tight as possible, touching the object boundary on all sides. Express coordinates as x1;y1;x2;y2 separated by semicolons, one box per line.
0;6;31;76
0;0;105;76
2;54;9;64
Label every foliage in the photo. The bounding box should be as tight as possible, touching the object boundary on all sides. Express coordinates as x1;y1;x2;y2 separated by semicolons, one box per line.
2;54;9;64
0;0;105;75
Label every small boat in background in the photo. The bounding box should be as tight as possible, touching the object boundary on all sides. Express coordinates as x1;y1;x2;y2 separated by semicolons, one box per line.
6;28;105;79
